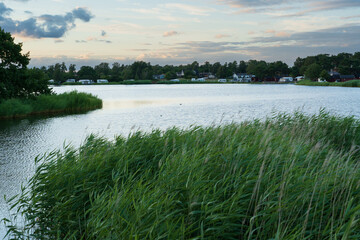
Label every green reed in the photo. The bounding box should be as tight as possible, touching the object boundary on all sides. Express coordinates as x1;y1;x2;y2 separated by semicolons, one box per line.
0;91;102;119
297;79;360;87
3;111;360;239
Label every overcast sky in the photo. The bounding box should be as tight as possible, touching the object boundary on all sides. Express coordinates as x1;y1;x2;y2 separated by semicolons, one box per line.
1;0;360;67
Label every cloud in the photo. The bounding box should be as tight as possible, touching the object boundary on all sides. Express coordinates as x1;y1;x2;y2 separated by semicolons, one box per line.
72;7;93;22
218;0;289;7
162;3;214;16
264;29;291;37
251;25;360;47
218;0;360;16
0;2;12;15
163;31;179;37
341;14;360;19
76;37;112;44
215;34;231;39
0;3;94;38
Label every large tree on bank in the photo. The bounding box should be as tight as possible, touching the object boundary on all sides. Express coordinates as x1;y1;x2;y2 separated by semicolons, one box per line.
0;27;50;101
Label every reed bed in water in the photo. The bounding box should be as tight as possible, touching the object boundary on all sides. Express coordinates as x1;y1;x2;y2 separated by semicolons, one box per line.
3;111;360;239
0;91;102;119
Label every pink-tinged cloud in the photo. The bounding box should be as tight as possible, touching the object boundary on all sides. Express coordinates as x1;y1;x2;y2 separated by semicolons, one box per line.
265;29;276;34
275;31;291;37
265;30;291;37
163;31;179;37
215;34;231;39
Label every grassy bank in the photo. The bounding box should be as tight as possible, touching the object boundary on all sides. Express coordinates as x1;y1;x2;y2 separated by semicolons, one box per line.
0;91;102;119
297;79;360;87
3;111;360;239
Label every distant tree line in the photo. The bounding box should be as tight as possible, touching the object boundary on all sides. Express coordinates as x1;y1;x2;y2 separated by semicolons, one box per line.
292;53;360;81
38;52;360;83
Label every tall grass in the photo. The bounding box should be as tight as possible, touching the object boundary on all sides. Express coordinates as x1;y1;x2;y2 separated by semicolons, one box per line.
297;79;360;87
0;91;102;119
3;111;360;239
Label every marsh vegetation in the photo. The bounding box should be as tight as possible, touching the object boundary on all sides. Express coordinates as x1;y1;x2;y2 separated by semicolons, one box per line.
3;111;360;239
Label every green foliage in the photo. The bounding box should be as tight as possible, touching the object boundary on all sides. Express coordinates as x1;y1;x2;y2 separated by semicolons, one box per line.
297;79;360;87
319;69;331;80
0;28;51;100
165;71;177;80
0;91;102;118
1;28;34;100
341;80;360;87
305;63;322;81
4;112;360;239
293;52;360;78
77;66;97;80
122;80;152;85
0;98;32;116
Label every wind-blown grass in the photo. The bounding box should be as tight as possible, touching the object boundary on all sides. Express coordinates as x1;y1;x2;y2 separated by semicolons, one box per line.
297;79;360;87
3;111;360;239
0;91;102;119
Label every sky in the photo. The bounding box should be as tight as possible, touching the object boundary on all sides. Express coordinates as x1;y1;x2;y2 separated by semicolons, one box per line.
1;0;360;67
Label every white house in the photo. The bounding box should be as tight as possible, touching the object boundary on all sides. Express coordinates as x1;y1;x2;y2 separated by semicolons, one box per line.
196;78;205;82
233;73;239;82
176;70;184;78
66;79;75;83
97;79;109;83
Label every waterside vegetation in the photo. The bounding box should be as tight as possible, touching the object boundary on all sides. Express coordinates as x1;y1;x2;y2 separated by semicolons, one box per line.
0;91;102;119
297;79;360;87
3;111;360;239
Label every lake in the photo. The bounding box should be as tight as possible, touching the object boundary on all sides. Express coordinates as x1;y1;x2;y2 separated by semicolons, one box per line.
1;83;360;238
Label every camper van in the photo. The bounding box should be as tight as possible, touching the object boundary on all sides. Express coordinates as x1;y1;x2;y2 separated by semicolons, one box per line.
97;79;109;83
279;77;293;82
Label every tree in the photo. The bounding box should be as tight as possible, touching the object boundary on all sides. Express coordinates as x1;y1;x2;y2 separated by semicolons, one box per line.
247;60;268;81
305;63;322;81
319;70;330;81
68;64;76;79
53;63;64;83
77;66;97;80
110;62;122;81
165;71;177;80
95;62;110;78
0;27;50;100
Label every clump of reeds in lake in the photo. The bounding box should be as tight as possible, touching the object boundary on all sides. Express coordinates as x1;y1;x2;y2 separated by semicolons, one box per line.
3;111;360;239
0;91;102;119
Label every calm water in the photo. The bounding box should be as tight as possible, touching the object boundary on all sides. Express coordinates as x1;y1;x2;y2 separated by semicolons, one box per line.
1;84;360;238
